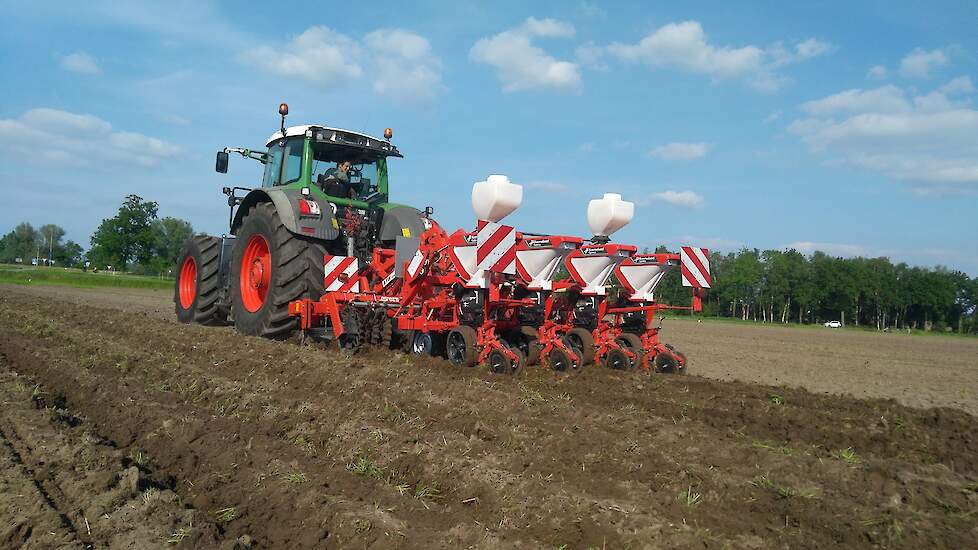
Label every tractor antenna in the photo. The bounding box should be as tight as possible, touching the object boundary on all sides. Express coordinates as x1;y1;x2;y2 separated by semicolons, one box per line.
278;103;289;138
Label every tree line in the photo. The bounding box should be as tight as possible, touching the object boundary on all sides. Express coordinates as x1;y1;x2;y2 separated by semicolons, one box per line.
0;195;192;276
653;247;978;334
2;194;976;334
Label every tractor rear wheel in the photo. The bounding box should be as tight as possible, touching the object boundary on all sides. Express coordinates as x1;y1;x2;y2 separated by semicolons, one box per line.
231;202;326;339
174;235;227;325
446;326;478;368
564;328;595;365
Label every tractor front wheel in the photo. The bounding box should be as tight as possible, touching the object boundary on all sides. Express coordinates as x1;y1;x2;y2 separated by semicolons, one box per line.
174;235;227;325
231;202;326;339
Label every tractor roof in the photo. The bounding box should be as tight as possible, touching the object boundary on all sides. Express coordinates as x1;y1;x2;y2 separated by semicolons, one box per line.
266;125;402;157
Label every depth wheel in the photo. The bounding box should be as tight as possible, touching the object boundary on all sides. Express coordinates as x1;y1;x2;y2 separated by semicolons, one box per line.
174;235;227;325
547;347;579;373
411;332;435;355
564;328;595;365
603;348;633;370
615;333;644;369
446;326;478;368
655;351;681;374
230;202;326;339
487;347;524;376
516;325;541;365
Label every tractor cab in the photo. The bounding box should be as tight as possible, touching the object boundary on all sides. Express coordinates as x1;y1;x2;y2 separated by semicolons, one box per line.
260;124;403;208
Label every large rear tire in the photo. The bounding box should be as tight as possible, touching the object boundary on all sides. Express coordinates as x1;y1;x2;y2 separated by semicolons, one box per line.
174;235;227;325
231;202;326;339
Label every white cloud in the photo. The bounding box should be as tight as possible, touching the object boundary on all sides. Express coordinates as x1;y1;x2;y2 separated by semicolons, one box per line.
470;18;581;92
240;26;363;89
522;17;575;38
867;65;887;79
644;190;704;208
60;51;102;75
365;29;443;103
789;79;978;187
795;39;832;59
240;26;442;103
576;2;606;18
763;110;783;124
939;76;975;95
575;41;608;71
578;143;594;152
899;48;948;78
0;108;180;168
647;142;710;161
800;85;911;115
606;21;830;92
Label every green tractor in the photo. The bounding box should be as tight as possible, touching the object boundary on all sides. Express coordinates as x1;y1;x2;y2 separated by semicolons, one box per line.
174;103;428;338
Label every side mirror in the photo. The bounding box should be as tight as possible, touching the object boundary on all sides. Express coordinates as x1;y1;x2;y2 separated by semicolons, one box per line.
215;151;229;173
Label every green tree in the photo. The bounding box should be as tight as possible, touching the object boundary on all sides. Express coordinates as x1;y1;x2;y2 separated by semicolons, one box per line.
0;222;41;263
89;195;160;270
150;217;194;273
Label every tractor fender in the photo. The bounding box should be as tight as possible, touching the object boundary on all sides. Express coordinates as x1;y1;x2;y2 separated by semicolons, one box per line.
231;188;339;241
379;206;427;242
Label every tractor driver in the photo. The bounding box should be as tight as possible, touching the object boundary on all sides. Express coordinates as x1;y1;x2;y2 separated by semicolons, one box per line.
317;160;357;199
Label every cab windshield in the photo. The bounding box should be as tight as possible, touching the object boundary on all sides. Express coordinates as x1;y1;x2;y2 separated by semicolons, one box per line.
311;142;382;199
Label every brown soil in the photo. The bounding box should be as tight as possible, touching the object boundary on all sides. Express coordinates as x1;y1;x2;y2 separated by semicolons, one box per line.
1;285;976;548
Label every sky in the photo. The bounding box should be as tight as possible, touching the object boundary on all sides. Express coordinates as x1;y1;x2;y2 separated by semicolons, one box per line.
1;0;976;274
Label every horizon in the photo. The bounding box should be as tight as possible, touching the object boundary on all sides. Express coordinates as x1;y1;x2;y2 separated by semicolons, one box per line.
1;1;976;275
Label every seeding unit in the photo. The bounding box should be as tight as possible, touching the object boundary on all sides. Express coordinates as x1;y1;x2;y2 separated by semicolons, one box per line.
289;176;711;375
174;104;711;375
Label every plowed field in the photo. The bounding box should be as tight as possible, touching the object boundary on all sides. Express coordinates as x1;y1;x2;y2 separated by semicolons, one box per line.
1;284;976;548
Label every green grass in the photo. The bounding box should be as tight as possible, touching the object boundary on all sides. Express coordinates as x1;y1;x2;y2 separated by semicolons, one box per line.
0;265;172;290
663;312;976;338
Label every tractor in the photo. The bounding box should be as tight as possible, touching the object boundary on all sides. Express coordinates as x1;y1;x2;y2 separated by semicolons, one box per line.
175;104;711;374
174;103;427;338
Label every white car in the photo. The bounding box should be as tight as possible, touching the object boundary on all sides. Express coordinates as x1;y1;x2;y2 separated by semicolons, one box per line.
823;320;843;328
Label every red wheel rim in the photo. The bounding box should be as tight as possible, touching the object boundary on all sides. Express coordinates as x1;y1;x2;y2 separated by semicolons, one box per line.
240;234;271;313
178;256;197;309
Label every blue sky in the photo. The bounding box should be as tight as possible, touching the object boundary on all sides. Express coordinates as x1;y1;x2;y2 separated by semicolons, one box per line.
2;1;977;274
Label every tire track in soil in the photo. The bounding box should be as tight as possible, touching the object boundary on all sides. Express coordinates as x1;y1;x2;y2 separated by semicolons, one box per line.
0;423;82;549
1;289;978;548
0;360;223;549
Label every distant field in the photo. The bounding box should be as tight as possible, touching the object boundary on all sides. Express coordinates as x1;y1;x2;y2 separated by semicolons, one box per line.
0;265;172;290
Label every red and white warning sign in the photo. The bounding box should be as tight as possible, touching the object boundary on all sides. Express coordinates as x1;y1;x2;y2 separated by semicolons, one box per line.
476;220;516;274
680;246;711;288
324;255;360;292
405;249;424;279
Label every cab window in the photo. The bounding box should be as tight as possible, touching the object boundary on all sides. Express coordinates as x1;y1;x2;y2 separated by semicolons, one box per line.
281;139;303;185
262;142;284;187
